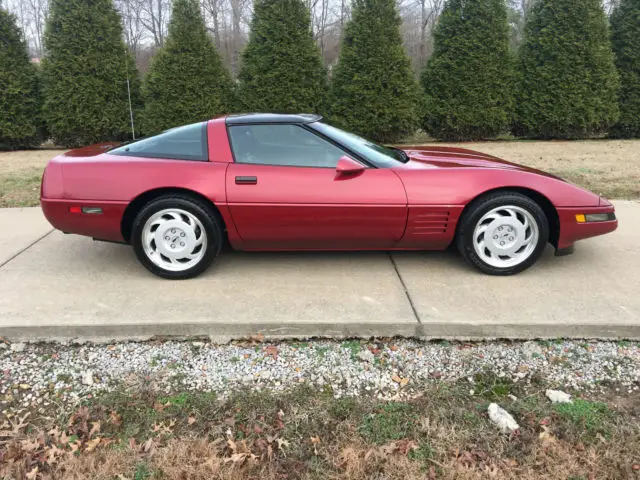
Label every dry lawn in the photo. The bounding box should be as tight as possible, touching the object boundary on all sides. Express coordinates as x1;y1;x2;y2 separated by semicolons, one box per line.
1;140;639;208
0;150;63;208
1;376;639;480
428;139;640;200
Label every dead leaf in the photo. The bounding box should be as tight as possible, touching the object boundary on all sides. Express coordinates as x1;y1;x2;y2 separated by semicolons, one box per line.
390;345;398;351
25;466;38;480
255;437;268;452
276;438;289;451
265;345;278;360
85;437;101;452
632;464;640;471
188;416;196;425
538;426;556;444
310;435;321;455
394;439;418;455
400;378;409;386
128;437;137;450
141;438;154;454
46;444;64;465
227;438;237;453
89;421;101;438
109;411;122;426
391;374;402;383
250;334;265;343
253;424;263;434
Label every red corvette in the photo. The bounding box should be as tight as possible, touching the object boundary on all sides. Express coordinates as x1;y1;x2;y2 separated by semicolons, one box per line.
40;113;617;279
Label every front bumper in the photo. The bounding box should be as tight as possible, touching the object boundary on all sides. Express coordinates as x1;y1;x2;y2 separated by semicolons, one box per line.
556;204;618;250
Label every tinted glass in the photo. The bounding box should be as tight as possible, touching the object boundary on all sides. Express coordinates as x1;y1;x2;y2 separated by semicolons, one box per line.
309;122;405;168
228;124;348;168
110;122;207;161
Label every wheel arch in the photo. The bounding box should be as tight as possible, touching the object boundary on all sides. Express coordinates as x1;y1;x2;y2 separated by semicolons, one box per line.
456;187;560;248
121;187;225;243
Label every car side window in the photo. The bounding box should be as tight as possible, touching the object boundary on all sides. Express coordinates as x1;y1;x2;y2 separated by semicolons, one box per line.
109;122;207;161
228;124;348;168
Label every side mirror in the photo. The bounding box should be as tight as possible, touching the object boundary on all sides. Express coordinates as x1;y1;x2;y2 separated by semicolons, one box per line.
335;156;365;176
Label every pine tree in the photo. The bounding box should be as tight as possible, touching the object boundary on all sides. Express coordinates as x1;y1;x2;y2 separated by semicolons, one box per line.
42;0;142;148
143;0;235;134
420;0;514;141
0;7;43;149
237;0;326;113
609;0;640;138
513;0;619;139
327;0;420;143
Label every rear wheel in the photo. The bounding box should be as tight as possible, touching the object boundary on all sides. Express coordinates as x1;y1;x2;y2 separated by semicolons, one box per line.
456;192;549;275
131;195;223;279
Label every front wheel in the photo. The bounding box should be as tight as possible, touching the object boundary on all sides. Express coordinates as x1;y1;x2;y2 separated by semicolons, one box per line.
131;195;223;279
456;192;549;275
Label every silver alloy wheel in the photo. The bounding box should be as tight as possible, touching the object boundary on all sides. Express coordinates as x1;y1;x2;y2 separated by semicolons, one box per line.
141;208;207;272
472;205;539;268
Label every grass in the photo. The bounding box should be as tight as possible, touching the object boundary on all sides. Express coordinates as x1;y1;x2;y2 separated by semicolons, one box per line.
0;167;43;208
396;137;640;200
554;399;614;438
358;402;418;444
2;380;638;479
2;139;640;208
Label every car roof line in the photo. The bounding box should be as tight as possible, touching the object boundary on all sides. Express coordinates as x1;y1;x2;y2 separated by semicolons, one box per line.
225;113;323;125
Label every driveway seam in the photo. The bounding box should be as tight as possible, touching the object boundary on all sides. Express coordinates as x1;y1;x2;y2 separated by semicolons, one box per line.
0;229;54;270
388;253;422;324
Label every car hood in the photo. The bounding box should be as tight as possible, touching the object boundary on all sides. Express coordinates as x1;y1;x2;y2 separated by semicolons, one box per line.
399;145;564;180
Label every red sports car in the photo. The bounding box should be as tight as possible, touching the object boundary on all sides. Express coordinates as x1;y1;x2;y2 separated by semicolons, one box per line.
40;113;617;279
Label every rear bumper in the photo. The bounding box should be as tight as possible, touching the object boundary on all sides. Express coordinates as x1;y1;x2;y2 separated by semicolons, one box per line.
41;198;127;243
556;204;617;250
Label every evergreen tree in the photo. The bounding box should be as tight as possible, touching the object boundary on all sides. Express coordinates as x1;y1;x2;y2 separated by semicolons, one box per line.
0;7;43;149
513;0;619;139
143;0;235;134
42;0;142;147
610;0;640;138
420;0;514;141
237;0;326;113
327;0;420;142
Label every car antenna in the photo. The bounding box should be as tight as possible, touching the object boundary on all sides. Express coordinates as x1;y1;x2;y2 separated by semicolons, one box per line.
124;48;136;140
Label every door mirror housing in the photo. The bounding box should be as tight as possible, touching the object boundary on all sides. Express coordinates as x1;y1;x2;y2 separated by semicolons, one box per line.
335;156;365;175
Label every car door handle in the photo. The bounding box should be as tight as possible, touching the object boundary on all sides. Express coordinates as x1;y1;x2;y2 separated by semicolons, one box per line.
235;176;257;185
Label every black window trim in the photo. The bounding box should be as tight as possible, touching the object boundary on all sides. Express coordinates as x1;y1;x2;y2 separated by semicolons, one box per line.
226;122;376;169
109;121;209;162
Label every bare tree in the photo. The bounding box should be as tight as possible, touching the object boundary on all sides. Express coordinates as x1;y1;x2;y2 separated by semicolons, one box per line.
115;0;146;56
138;0;171;47
6;0;47;57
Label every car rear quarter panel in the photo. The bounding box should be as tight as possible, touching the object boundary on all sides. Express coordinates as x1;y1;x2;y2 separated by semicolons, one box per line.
41;155;228;242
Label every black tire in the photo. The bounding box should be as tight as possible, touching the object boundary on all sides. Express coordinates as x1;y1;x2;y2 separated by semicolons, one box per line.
131;195;223;279
455;192;549;275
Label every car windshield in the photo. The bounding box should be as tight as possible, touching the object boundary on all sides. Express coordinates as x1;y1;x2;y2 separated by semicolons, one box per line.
309;122;407;167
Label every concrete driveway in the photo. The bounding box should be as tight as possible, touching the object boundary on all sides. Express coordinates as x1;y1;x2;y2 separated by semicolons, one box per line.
1;202;639;341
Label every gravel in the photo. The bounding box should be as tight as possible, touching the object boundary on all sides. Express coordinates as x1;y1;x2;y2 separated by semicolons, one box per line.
1;338;638;416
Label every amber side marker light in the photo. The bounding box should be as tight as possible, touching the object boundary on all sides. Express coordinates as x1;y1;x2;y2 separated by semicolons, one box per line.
575;213;615;223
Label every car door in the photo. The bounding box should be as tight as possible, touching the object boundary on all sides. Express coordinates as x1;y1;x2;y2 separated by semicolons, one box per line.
225;123;408;250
